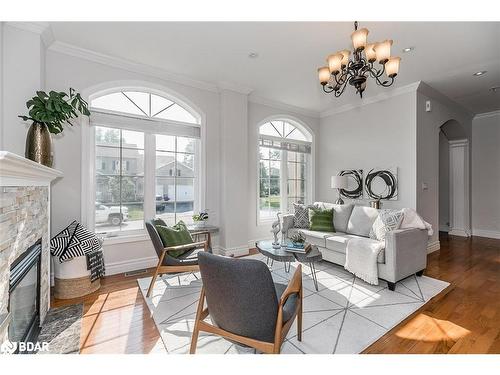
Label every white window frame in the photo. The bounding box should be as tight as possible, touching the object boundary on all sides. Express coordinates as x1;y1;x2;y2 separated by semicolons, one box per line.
81;90;204;242
257;120;314;224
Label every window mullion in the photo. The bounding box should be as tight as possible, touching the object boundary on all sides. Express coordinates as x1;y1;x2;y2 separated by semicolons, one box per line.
144;133;156;222
281;150;287;213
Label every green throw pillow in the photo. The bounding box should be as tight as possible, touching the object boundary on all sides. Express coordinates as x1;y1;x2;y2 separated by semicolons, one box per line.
152;217;167;226
155;220;194;258
308;207;335;232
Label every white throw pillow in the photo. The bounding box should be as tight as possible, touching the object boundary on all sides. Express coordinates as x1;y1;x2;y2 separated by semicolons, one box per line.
369;209;404;241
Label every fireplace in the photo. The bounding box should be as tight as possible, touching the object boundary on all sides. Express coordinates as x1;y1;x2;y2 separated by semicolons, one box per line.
8;240;42;353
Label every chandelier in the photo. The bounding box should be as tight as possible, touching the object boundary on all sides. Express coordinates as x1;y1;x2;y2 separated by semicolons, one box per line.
317;21;401;98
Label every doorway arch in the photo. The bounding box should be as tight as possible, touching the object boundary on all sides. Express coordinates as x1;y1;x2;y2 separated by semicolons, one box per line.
439;119;470;237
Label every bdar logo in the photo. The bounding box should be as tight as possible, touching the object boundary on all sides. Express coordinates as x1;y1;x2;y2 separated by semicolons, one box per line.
0;340;17;354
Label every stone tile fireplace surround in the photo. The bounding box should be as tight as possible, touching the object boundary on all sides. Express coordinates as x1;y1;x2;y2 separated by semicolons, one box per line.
0;151;62;351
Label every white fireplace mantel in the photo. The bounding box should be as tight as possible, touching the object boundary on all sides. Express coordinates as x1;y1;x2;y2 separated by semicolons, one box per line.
0;151;63;186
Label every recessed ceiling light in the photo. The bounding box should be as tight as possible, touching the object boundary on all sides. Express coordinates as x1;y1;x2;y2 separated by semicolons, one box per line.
490;86;500;93
402;47;414;53
248;52;259;59
473;71;487;76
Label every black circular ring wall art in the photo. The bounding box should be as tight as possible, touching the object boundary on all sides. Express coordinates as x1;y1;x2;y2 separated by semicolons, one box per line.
365;168;398;200
339;169;363;199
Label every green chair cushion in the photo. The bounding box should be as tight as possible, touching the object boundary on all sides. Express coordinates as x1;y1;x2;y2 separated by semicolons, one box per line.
155;220;194;258
308;207;335;232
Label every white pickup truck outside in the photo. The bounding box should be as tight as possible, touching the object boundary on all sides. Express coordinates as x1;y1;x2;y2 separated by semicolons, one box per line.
95;203;129;226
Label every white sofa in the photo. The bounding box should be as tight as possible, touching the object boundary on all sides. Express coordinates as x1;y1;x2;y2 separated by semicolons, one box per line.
282;202;428;290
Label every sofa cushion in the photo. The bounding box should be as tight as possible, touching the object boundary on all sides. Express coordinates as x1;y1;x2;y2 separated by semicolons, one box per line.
292;203;312;229
347;206;379;237
300;229;335;248
308;207;334;232
369;209;404;241
314;202;354;233
325;233;385;263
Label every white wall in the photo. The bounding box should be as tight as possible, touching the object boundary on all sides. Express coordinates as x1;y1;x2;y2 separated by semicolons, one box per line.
472;111;500;239
219;89;249;253
1;25;46;153
438;131;450;231
318;91;418;211
247;101;320;244
416;82;473;247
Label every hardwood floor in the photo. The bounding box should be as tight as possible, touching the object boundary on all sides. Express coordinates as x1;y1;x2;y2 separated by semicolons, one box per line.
51;234;500;354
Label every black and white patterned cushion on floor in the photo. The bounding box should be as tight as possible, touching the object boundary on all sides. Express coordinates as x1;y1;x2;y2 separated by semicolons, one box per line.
137;254;449;354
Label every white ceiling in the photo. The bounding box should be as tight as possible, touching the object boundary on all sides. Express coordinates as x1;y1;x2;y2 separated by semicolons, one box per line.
48;22;500;115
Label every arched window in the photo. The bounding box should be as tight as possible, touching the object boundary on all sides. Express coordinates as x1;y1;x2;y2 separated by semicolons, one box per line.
90;89;201;236
258;119;312;221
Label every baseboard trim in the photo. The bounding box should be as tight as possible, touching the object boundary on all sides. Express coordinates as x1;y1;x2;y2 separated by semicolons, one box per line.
472;229;500;240
105;256;158;276
449;229;471;237
217;245;250;257
439;225;449;232
427;240;440;254
216;237;272;257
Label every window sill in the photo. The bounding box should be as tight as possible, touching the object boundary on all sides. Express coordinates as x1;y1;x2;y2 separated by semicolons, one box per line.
101;233;150;246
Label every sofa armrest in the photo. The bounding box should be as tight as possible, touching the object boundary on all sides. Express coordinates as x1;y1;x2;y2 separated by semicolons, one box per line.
281;214;295;235
384;228;428;283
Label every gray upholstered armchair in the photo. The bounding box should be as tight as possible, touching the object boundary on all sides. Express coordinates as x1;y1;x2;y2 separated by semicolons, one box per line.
144;220;210;297
190;252;303;354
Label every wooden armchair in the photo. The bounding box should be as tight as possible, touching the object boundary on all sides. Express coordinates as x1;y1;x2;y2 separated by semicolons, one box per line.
190;252;303;354
144;220;210;298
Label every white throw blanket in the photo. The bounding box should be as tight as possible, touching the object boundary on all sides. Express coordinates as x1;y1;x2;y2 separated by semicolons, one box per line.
345;238;385;285
400;208;433;236
344;208;433;285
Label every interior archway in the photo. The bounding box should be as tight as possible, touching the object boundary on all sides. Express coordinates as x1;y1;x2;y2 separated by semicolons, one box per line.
439;119;470;237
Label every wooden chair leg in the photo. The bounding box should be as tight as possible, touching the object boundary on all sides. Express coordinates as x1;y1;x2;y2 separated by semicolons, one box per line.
297;295;303;342
146;263;162;298
190;287;206;354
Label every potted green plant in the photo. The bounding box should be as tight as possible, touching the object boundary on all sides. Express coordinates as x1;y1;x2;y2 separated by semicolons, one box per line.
192;210;209;227
19;88;90;167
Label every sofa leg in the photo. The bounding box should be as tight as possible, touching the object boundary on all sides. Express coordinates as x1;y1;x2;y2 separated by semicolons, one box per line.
387;282;396;291
416;269;425;277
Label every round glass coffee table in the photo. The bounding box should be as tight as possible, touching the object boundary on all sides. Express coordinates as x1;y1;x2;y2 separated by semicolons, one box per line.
255;240;323;291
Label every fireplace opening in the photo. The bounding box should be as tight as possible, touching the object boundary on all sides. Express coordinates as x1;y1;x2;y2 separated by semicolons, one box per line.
8;239;42;354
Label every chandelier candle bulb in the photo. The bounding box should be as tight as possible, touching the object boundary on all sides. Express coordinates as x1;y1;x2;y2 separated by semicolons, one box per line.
318;67;331;85
340;50;351;67
365;43;377;62
374;40;393;64
385;57;401;78
327;53;343;74
351;28;369;51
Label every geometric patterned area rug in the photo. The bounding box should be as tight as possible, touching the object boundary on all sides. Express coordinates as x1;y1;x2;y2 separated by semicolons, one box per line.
137;253;449;354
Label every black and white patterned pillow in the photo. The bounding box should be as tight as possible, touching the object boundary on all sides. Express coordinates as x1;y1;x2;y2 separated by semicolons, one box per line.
293;203;312;229
51;221;103;262
370;209;404;241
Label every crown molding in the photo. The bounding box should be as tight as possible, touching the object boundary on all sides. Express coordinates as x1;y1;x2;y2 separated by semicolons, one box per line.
48;41;220;93
217;81;253;96
416;81;474;120
473;109;500;120
320;81;421;118
249;94;320;119
5;22;54;47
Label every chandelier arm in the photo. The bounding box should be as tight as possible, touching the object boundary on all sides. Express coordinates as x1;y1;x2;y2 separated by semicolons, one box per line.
334;69;350;87
322;85;335;93
368;68;395;87
334;78;350;97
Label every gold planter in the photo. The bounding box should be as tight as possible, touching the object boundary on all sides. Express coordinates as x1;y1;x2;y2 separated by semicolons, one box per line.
25;122;53;167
